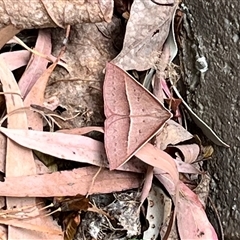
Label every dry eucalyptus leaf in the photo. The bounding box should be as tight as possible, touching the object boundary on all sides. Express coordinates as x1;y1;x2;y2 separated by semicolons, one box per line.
0;0;113;29
0;56;62;240
19;29;52;98
0;127;108;167
0;225;6;240
112;0;178;71
174;157;201;174
0;219;63;236
0;167;142;197
0;50;30;71
177;182;218;240
0;133;6;173
24;63;58;130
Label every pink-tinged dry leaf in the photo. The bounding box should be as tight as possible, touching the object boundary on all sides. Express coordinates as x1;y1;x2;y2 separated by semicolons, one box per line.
0;219;62;236
104;63;172;170
0;56;36;177
112;0;177;71
177;181;218;240
1;50;30;71
0;225;6;240
135;143;179;196
155;120;193;150
0;127;108;167
24;62;58;130
169;144;200;163
0;56;62;239
174;157;201;174
19;29;51;99
0;1;113;29
0;25;21;49
0;167;142;197
117;157;148;173
140;166;154;204
57;126;104;135
153;43;171;102
0;134;6;172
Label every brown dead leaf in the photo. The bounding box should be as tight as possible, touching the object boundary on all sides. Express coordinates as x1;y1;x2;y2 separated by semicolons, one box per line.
0;167;142;197
0;25;21;50
63;213;80;240
53;195;90;212
112;0;177;71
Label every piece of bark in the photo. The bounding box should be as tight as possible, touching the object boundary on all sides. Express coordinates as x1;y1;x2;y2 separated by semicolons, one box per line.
45;16;122;128
0;0;113;29
0;167;143;197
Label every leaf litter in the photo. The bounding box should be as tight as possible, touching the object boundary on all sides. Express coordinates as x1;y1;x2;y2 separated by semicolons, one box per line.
0;0;228;239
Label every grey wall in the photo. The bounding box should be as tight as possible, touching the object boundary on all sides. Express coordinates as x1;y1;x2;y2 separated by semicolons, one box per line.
182;1;240;239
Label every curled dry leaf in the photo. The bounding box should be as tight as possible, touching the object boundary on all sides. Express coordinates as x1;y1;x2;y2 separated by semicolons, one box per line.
112;0;177;71
0;0;113;29
168;143;200;163
0;167;142;197
177;181;218;240
155;119;193;150
174;157;201;174
104;63;171;169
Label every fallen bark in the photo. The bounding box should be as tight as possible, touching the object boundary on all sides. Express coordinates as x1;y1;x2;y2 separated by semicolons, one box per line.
0;0;113;29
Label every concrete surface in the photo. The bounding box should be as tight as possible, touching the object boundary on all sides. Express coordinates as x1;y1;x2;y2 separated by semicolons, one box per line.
182;1;240;239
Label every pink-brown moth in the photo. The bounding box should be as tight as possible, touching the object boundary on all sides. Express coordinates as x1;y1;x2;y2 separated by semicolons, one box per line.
103;62;172;170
